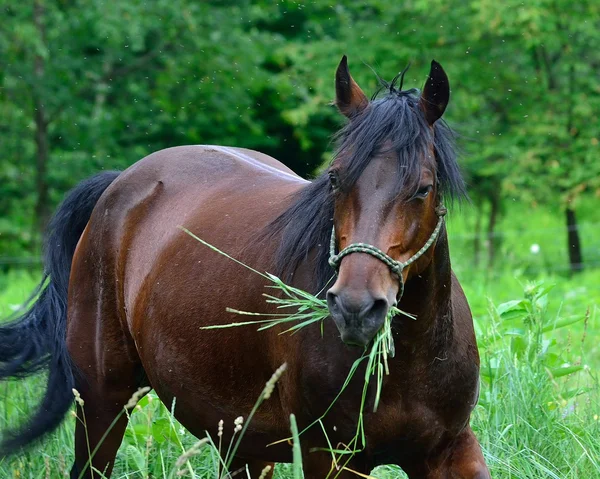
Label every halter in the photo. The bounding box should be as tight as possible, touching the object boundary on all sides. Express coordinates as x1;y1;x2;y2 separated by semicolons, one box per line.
328;204;447;301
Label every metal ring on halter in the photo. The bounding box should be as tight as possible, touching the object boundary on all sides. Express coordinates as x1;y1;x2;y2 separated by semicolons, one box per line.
328;204;447;301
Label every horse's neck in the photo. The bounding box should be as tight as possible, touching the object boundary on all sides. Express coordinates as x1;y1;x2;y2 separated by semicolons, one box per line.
397;230;454;353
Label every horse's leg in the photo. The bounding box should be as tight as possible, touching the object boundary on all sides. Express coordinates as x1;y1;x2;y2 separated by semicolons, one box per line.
446;427;490;479
67;292;147;478
228;458;275;478
402;428;489;479
70;378;147;479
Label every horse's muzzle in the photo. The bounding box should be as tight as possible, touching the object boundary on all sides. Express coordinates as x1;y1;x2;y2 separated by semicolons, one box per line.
326;289;389;347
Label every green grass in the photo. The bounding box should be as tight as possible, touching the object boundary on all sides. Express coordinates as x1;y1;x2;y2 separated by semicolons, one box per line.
0;270;39;318
1;200;599;478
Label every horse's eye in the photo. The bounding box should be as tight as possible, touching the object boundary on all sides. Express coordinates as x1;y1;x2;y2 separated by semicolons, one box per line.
415;185;433;199
328;171;340;190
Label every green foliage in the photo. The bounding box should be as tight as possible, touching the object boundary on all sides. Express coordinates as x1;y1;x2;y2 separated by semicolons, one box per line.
1;273;598;478
1;0;598;271
478;281;589;385
1;3;599;474
0;269;39;317
473;283;599;478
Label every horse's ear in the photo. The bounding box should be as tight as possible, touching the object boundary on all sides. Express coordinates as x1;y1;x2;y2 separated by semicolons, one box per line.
335;55;368;118
420;60;450;125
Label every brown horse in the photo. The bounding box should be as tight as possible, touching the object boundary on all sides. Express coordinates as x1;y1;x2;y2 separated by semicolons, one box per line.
0;56;490;478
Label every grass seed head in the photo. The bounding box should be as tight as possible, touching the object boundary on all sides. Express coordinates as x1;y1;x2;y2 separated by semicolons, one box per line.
44;456;50;479
124;386;151;409
234;416;244;432
174;438;210;469
58;454;66;477
264;362;288;400
258;464;272;479
71;388;84;407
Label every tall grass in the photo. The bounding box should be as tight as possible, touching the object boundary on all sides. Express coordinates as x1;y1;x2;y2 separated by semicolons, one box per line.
0;271;598;477
472;283;599;478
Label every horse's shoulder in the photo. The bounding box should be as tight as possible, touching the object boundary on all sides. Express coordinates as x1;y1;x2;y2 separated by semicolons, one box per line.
450;270;472;322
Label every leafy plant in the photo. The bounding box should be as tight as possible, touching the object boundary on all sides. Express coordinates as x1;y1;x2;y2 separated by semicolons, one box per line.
473;282;599;478
479;281;589;386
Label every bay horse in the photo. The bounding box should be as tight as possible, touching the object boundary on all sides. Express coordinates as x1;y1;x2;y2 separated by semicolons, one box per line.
0;56;490;478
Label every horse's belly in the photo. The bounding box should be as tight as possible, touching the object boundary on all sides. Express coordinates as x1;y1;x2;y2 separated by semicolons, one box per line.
149;375;294;462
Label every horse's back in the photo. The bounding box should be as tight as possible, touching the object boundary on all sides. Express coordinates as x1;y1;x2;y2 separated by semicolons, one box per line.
122;144;304;186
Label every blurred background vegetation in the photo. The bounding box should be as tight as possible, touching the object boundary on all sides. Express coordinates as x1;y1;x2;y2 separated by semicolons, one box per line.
0;1;599;477
1;0;599;275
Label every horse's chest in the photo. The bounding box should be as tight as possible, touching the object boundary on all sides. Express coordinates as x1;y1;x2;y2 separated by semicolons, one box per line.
364;362;479;453
367;388;464;445
300;356;478;452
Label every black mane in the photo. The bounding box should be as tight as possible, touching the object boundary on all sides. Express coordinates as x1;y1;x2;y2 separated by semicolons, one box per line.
261;85;466;294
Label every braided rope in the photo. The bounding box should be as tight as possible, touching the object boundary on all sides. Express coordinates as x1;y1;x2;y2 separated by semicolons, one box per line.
328;204;447;300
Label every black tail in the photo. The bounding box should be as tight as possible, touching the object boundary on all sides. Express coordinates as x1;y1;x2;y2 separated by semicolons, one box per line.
0;171;120;454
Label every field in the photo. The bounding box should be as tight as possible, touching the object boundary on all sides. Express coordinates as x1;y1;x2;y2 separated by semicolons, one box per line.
0;200;599;479
2;0;599;476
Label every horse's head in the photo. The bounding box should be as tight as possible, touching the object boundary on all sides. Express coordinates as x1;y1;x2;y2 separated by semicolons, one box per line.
326;56;460;347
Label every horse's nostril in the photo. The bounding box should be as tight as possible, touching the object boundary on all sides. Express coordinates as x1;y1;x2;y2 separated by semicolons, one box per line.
326;291;341;316
368;298;388;322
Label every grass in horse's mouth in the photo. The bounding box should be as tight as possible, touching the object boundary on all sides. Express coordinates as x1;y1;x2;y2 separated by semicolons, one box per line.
180;226;416;468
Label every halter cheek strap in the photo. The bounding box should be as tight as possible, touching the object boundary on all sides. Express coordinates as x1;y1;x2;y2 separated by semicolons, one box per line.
328;205;447;301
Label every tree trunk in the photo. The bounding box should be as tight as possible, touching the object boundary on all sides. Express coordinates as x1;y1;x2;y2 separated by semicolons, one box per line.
487;193;500;269
564;65;583;274
566;206;583;273
33;0;50;233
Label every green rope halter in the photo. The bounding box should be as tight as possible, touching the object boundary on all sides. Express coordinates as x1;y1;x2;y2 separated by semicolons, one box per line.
328;205;448;300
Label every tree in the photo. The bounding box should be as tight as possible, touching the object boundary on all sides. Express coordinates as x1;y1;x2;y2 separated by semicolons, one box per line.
1;0;598;273
473;0;600;272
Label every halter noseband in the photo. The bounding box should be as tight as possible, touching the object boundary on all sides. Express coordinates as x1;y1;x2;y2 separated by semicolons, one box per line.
328;204;447;301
